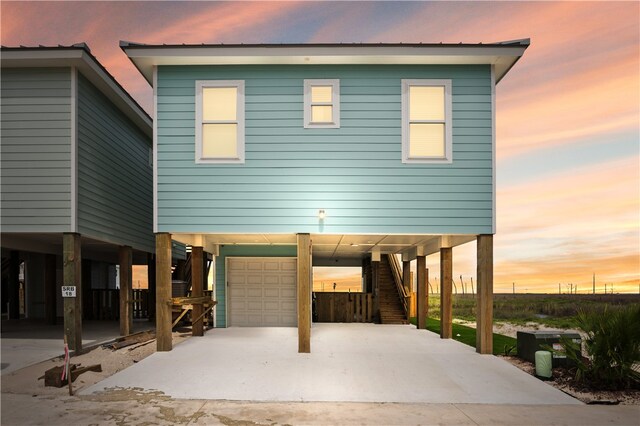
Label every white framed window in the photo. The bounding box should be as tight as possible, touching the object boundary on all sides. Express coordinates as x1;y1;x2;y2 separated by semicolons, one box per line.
195;80;245;164
304;79;340;128
401;79;452;164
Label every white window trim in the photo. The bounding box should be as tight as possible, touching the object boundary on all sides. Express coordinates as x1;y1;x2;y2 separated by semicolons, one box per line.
304;79;340;128
401;79;452;164
195;80;245;164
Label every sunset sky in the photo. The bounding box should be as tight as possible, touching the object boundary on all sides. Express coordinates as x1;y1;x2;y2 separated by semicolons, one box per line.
2;1;638;293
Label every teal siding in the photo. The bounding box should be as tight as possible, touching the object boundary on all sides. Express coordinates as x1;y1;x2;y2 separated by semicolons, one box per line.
215;245;297;327
157;65;493;234
1;68;72;232
77;73;154;252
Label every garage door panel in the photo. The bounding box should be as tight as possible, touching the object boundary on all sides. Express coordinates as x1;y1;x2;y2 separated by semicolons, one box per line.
247;315;263;326
228;273;246;285
263;261;280;271
264;300;280;310
280;275;295;285
246;288;263;297
247;300;262;310
263;288;279;298
280;302;296;312
229;260;246;271
281;259;296;271
263;275;280;285
246;275;263;285
281;313;297;324
247;261;263;271
281;288;296;298
228;257;297;327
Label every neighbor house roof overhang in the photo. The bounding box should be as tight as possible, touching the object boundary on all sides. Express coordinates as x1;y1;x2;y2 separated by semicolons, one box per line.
120;40;529;85
1;43;152;138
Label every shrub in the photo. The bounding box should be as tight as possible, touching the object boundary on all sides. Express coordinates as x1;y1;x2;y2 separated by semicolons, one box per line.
569;305;640;389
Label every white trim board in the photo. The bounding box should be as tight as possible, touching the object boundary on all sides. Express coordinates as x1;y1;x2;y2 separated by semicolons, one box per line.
153;66;158;233
70;66;78;233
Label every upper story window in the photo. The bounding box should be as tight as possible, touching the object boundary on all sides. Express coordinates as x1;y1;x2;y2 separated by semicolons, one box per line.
401;79;452;164
195;80;245;164
304;79;340;128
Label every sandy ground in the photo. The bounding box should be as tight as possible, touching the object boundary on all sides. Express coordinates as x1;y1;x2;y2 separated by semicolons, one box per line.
453;318;585;340
1;330;191;398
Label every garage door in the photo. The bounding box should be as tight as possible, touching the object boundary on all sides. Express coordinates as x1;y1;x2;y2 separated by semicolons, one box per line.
227;257;297;327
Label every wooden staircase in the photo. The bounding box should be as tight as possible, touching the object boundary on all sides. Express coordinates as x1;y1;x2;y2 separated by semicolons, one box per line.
378;254;408;324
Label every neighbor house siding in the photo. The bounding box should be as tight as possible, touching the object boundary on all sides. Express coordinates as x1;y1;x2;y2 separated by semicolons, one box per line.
157;65;493;235
215;245;297;327
0;67;72;232
76;73;154;253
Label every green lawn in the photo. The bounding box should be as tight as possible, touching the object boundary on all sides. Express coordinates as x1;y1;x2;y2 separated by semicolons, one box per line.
409;317;517;355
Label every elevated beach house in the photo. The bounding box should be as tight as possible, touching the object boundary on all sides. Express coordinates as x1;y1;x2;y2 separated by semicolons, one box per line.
0;44;166;351
122;40;529;353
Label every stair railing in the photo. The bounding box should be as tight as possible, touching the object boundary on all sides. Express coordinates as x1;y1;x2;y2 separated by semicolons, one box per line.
386;254;409;319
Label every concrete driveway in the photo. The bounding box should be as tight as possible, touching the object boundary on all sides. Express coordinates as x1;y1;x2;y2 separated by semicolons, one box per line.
84;323;581;404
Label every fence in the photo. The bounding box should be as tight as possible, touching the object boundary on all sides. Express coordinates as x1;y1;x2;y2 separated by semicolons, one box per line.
87;289;150;320
314;292;372;323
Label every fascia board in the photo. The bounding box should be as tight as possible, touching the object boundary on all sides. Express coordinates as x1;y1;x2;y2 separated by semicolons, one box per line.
123;45;528;85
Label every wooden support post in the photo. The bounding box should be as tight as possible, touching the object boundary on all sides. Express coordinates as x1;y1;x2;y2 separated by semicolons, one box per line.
119;246;133;336
416;255;427;330
402;260;411;293
156;233;172;351
8;250;20;319
297;233;311;353
476;235;493;354
44;254;57;325
147;253;156;321
191;246;204;336
63;233;82;352
440;247;453;339
371;259;380;322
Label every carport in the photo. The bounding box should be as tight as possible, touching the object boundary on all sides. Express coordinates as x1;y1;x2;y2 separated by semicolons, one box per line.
83;323;580;405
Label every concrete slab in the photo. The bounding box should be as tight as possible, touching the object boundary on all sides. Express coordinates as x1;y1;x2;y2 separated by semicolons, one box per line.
83;324;582;404
4;392;639;426
1;319;153;375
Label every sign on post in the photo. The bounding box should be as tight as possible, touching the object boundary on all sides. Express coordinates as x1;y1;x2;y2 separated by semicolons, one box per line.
61;286;76;298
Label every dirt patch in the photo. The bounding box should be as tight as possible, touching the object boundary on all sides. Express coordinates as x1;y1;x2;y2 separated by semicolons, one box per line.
1;330;191;397
500;355;640;405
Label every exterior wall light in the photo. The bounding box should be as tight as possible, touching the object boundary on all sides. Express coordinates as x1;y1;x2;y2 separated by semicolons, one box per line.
318;209;326;220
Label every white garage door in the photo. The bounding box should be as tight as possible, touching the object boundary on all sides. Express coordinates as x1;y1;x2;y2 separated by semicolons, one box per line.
227;257;297;327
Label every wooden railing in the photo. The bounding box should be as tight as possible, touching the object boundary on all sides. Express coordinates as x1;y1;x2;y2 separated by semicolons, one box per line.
132;289;149;319
88;289;150;320
89;289;119;320
387;253;409;319
314;292;372;323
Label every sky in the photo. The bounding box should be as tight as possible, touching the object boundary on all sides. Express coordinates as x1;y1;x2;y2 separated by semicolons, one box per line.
2;1;638;293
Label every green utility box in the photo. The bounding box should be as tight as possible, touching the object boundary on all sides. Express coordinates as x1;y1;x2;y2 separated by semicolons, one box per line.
516;331;582;367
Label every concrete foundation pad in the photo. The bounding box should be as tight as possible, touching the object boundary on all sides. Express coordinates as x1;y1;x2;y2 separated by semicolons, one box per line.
84;324;581;404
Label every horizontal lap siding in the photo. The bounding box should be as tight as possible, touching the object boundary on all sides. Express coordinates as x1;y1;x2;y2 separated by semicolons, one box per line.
157;65;493;234
1;68;72;232
77;74;154;252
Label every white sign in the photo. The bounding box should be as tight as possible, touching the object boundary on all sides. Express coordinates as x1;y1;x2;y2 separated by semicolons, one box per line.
62;286;76;298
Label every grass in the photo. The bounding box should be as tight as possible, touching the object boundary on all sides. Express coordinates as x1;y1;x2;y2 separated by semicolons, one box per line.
409;316;517;355
426;293;640;330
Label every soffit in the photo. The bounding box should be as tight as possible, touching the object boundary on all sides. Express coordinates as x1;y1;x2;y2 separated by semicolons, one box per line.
121;41;529;85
